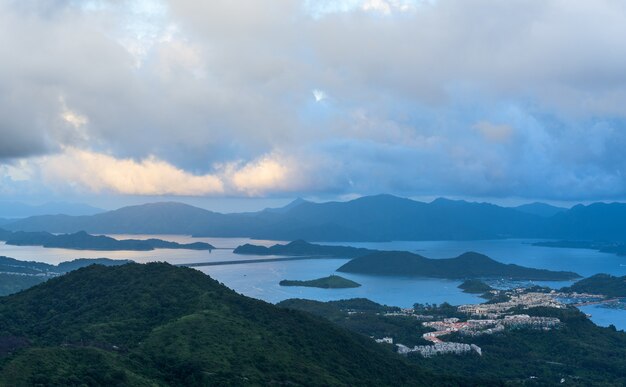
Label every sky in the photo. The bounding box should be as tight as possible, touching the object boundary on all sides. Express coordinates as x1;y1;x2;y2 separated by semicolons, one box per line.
1;0;626;212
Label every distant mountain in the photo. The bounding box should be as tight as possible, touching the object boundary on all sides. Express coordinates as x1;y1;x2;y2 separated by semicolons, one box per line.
234;240;374;257
0;263;463;385
514;202;567;217
4;195;626;242
0;229;214;251
0;201;103;218
337;251;580;280
544;202;626;241
261;197;310;213
561;274;626;298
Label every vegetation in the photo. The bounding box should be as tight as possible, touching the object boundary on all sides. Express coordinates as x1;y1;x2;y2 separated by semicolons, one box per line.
0;256;131;296
0;263;478;386
561;273;626;297
418;308;626;385
337;251;580;280
278;299;434;347
281;298;626;385
0;229;214;251
458;280;494;294
280;275;361;288
234;239;374;257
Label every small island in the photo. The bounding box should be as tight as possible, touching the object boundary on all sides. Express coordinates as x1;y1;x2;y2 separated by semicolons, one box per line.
0;229;214;251
279;275;361;289
458;279;494;294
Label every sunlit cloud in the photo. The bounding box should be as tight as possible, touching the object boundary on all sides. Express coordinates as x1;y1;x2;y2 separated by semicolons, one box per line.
41;148;225;196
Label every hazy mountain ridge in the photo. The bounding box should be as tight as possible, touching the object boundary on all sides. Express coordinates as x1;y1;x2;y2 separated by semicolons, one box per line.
0;201;103;218
3;195;625;242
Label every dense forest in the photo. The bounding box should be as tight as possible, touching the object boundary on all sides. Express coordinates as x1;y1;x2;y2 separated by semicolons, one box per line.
280;299;626;385
0;263;483;386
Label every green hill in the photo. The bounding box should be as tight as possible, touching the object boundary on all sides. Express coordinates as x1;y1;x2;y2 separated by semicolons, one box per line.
280;275;361;288
0;263;473;386
0;256;132;296
458;279;494;294
561;274;626;297
337;251;580;280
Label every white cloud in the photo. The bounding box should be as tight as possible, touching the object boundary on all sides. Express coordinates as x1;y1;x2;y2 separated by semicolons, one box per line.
41;148;225;196
312;89;327;102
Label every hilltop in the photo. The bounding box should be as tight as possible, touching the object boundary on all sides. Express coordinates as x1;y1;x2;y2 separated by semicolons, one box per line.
0;256;131;296
0;263;473;386
337;251;580;280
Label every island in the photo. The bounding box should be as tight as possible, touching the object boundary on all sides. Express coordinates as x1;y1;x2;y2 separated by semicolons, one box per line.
336;251;581;280
561;273;626;298
0;229;214;251
458;279;494;294
279;275;361;289
234;240;374;258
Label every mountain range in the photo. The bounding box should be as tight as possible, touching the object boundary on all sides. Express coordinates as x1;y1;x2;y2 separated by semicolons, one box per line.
2;195;625;242
0;201;103;218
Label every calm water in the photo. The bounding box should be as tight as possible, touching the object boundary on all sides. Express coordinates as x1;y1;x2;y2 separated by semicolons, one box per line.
1;236;624;329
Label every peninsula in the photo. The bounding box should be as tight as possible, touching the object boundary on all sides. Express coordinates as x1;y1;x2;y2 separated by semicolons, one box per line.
0;229;214;251
337;251;580;281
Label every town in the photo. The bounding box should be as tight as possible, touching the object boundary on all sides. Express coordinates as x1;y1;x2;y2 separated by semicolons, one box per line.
374;287;609;357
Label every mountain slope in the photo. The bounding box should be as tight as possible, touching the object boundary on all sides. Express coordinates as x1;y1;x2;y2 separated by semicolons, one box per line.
514;202;566;217
0;263;471;386
337;251;580;280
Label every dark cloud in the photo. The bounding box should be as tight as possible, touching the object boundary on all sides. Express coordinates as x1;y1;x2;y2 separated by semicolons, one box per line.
0;0;625;201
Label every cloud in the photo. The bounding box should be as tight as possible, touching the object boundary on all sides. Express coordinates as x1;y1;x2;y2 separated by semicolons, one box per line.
41;148;225;196
33;147;306;197
473;121;514;143
1;0;626;201
312;89;327;102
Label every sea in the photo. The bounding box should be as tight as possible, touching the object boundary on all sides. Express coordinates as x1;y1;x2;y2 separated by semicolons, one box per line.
1;236;625;330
